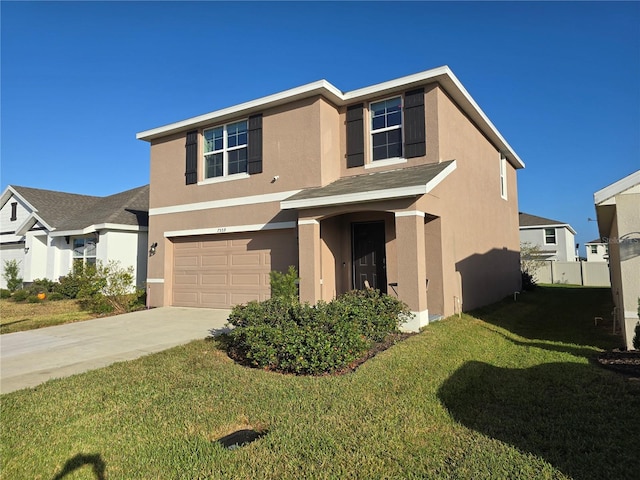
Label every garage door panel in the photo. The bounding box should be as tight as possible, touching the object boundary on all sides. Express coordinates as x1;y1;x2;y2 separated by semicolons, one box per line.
202;254;228;267
231;252;262;266
175;274;199;285
202;274;228;285
172;230;296;308
175;255;200;268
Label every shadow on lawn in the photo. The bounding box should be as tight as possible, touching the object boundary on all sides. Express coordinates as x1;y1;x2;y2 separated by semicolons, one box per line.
51;453;106;480
438;361;640;479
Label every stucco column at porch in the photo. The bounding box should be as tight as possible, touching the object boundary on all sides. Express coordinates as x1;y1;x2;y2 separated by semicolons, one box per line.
395;211;428;332
297;219;322;305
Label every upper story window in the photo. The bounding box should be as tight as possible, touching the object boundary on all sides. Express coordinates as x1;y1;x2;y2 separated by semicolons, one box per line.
203;120;248;179
73;237;97;269
10;202;17;221
544;228;556;245
370;97;402;161
590;245;598;254
499;153;508;200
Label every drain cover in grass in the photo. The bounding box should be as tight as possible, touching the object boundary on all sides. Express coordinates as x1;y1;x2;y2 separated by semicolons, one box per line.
216;429;266;450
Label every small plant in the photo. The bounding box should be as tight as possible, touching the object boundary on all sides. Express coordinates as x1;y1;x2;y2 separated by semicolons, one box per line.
0;289;11;299
47;292;64;301
269;265;299;304
27;278;57;296
26;295;42;304
2;259;23;292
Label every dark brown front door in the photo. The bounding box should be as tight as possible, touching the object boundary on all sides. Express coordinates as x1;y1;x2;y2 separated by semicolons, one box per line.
352;222;387;293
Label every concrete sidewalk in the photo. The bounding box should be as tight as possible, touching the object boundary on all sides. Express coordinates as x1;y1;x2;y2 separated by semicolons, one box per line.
0;307;231;394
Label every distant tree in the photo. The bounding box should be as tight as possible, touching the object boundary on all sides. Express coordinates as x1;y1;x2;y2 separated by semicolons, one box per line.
520;242;546;278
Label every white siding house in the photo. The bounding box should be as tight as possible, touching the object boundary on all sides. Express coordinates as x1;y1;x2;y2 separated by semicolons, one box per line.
0;185;149;289
585;239;609;262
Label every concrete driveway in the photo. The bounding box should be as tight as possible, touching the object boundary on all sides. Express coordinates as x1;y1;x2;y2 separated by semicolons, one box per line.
0;307;231;394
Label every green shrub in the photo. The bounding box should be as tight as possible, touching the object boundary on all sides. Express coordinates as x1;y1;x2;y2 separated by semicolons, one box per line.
3;259;22;292
269;265;299;304
11;289;29;302
27;278;57;295
521;270;536;291
0;289;11;299
54;273;83;299
26;295;42;303
633;322;640;351
226;290;410;375
47;292;64;301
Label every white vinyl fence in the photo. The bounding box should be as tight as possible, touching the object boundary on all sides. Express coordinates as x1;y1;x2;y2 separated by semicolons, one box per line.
533;261;610;286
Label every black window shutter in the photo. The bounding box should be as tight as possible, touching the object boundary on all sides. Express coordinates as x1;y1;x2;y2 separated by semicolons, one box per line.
185;130;198;185
404;88;426;158
248;114;263;174
346;104;364;168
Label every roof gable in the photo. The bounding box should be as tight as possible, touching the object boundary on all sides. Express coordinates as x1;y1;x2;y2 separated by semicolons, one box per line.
519;212;577;235
3;185;149;235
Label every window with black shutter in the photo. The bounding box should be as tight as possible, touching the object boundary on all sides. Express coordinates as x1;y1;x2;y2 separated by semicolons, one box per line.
346;104;364;168
10;202;17;221
185;130;198;185
248;114;263;174
403;88;426;158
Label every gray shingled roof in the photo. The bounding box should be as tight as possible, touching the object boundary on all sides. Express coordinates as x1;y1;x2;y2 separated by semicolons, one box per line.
518;212;566;227
284;161;455;203
12;185;149;231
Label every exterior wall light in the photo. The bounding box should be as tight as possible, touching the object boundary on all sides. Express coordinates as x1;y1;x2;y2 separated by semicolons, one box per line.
149;242;158;257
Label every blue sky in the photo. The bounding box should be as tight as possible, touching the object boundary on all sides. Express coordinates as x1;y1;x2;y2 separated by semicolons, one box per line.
1;1;639;252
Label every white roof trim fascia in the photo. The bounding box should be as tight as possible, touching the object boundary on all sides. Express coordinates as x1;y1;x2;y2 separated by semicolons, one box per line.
136;66;523;169
594;170;640;205
164;221;296;238
395;210;426;218
281;160;456;210
50;224;149;237
0;186;37;212
519;224;577;235
137;80;343;141
149;189;301;216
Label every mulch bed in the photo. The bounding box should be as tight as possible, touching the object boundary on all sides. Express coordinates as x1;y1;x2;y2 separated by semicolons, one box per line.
596;349;640;378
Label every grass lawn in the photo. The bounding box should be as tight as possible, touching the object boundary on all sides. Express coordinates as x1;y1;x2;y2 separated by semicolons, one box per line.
2;286;638;479
0;299;97;334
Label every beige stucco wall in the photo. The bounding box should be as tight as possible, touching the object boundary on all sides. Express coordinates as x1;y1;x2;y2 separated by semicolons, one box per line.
616;193;640;349
421;87;521;316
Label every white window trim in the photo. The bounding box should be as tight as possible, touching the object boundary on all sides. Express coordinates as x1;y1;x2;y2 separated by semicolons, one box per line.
543;228;557;245
203;119;248;180
500;152;508;200
369;95;404;165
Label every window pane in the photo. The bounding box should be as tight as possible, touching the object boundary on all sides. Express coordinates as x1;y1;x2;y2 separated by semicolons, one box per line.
373;145;387;161
206;153;223;178
85;239;96;257
387;128;402;143
371;101;386;117
372;115;385;130
388;141;402;158
73;239;84;257
86;258;96;267
204;127;223;153
387;111;401;127
228;148;247;175
372;131;386;147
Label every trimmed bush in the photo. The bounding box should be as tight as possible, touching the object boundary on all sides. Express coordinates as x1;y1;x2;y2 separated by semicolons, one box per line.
521;270;537;291
26;295;42;304
226;290;410;375
269;266;299;304
11;289;29;302
47;292;64;301
27;278;57;296
0;289;11;299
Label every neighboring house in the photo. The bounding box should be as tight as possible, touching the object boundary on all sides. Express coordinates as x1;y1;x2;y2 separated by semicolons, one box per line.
0;185;149;289
519;212;577;262
594;170;640;350
137;66;524;331
585;238;609;262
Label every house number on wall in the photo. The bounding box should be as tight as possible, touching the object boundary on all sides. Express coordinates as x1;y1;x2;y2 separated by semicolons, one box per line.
216;228;227;233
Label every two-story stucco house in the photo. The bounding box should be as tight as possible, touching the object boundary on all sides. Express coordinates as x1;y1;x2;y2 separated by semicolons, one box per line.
519;212;577;262
0;185;149;289
137;66;524;331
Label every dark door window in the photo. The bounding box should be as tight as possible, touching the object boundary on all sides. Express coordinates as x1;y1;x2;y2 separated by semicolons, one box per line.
352;222;387;293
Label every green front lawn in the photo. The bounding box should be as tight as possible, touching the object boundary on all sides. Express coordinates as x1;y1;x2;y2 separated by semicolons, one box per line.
2;287;638;479
0;298;96;334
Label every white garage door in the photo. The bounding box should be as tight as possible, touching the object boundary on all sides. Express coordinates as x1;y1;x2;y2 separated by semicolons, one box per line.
171;230;297;308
